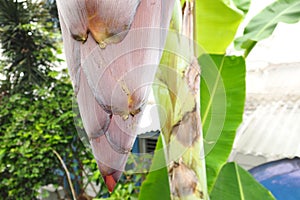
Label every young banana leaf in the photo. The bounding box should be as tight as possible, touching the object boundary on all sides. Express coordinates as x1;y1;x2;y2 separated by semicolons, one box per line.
57;0;174;192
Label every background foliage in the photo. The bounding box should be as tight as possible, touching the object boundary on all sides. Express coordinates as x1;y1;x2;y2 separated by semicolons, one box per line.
0;0;98;199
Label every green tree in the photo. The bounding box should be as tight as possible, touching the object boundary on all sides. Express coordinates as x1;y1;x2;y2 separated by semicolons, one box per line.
0;1;98;199
0;0;57;95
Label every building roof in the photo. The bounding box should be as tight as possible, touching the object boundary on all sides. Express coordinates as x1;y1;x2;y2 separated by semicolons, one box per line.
229;62;300;169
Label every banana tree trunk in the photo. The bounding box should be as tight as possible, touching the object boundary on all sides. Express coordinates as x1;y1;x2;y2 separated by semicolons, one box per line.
57;0;174;192
154;0;208;199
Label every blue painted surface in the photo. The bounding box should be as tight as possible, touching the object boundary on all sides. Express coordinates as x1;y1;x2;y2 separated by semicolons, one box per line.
249;158;300;200
132;138;139;153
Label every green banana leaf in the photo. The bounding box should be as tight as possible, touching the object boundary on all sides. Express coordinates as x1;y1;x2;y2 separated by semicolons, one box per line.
232;0;251;14
235;0;300;56
195;0;244;54
199;55;246;192
210;162;275;200
138;136;171;200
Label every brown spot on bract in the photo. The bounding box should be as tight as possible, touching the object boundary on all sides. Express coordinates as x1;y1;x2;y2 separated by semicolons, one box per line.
171;107;200;147
72;33;88;43
169;160;198;197
94;137;101;143
130;107;141;117
84;0;140;46
85;0;111;44
185;57;200;94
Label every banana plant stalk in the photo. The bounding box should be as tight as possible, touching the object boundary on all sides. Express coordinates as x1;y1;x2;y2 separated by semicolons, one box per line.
154;0;208;199
56;0;174;192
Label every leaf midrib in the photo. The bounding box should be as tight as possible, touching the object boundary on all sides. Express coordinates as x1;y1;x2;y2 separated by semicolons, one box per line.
235;163;245;200
202;55;226;126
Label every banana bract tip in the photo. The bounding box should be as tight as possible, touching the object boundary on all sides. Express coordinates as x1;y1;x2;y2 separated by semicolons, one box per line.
104;174;117;192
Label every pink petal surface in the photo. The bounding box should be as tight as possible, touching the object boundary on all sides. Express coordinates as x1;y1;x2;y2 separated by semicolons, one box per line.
58;0;174;191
